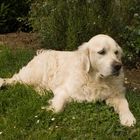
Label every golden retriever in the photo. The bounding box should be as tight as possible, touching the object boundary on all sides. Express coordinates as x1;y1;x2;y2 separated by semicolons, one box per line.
0;34;136;127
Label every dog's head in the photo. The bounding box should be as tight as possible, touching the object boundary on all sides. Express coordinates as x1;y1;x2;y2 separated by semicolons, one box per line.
79;34;123;77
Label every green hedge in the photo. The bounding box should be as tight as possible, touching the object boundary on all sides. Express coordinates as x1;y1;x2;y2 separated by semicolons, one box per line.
0;0;32;33
30;0;140;60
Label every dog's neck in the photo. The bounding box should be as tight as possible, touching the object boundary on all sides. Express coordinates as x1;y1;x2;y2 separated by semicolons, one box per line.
88;68;119;84
88;68;102;82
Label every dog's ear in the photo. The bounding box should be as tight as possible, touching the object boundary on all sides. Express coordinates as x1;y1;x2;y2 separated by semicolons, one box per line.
82;53;90;73
79;43;90;73
117;45;124;58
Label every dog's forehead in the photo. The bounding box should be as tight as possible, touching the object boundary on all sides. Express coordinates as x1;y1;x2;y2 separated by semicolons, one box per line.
88;35;118;51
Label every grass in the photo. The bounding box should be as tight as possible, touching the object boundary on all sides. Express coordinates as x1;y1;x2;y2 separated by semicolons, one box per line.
0;45;140;140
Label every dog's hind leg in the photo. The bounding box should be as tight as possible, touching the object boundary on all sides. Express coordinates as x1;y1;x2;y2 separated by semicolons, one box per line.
0;74;24;88
0;78;5;88
0;53;46;89
0;64;37;88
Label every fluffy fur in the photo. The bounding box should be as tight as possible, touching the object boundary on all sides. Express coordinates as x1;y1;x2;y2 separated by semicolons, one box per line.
0;34;136;127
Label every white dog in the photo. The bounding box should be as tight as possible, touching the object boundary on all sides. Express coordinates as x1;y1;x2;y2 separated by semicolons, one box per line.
0;34;136;127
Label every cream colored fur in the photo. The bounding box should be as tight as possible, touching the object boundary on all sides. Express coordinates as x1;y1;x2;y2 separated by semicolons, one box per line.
0;34;136;127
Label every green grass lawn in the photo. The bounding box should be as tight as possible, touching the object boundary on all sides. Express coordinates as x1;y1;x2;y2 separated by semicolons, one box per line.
0;45;140;140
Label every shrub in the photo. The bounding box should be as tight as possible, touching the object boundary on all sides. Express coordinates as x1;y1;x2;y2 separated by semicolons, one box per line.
30;0;140;61
0;0;32;33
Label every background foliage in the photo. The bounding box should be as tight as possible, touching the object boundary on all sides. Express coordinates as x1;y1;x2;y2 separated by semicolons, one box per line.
30;0;140;61
0;0;32;33
0;0;140;61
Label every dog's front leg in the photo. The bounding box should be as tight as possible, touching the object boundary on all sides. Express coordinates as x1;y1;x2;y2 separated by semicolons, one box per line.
106;95;136;127
46;87;70;113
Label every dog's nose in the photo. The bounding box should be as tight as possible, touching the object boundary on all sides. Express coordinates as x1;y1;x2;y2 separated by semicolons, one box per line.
112;61;122;72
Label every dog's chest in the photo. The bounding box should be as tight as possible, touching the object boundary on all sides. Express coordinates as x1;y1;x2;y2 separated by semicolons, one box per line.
71;81;113;102
82;82;112;102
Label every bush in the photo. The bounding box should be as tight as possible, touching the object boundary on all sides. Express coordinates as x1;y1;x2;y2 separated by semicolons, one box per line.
30;0;140;60
0;0;32;33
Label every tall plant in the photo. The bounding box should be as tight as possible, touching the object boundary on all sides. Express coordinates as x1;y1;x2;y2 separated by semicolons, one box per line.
30;0;140;60
0;0;32;33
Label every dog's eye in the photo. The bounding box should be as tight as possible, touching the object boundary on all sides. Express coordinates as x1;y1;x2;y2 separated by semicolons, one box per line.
115;50;118;55
98;49;106;55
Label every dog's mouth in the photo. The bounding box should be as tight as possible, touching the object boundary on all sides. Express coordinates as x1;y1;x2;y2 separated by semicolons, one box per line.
99;72;120;78
112;71;120;76
100;74;104;78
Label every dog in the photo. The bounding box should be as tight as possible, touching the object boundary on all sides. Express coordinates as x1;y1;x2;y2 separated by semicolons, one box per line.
0;34;136;127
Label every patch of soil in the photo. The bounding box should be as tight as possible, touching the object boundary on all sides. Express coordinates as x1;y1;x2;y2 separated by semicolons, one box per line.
124;67;140;91
0;32;41;49
0;32;140;90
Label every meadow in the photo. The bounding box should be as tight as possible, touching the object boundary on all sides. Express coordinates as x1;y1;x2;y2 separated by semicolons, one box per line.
0;46;140;140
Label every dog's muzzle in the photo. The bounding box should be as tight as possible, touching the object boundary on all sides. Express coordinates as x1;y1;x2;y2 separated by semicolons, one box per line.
112;61;122;76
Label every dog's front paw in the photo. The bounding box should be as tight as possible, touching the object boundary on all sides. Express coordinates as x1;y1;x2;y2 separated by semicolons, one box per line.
41;99;63;113
0;78;4;88
41;105;55;112
41;105;62;113
120;112;136;127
